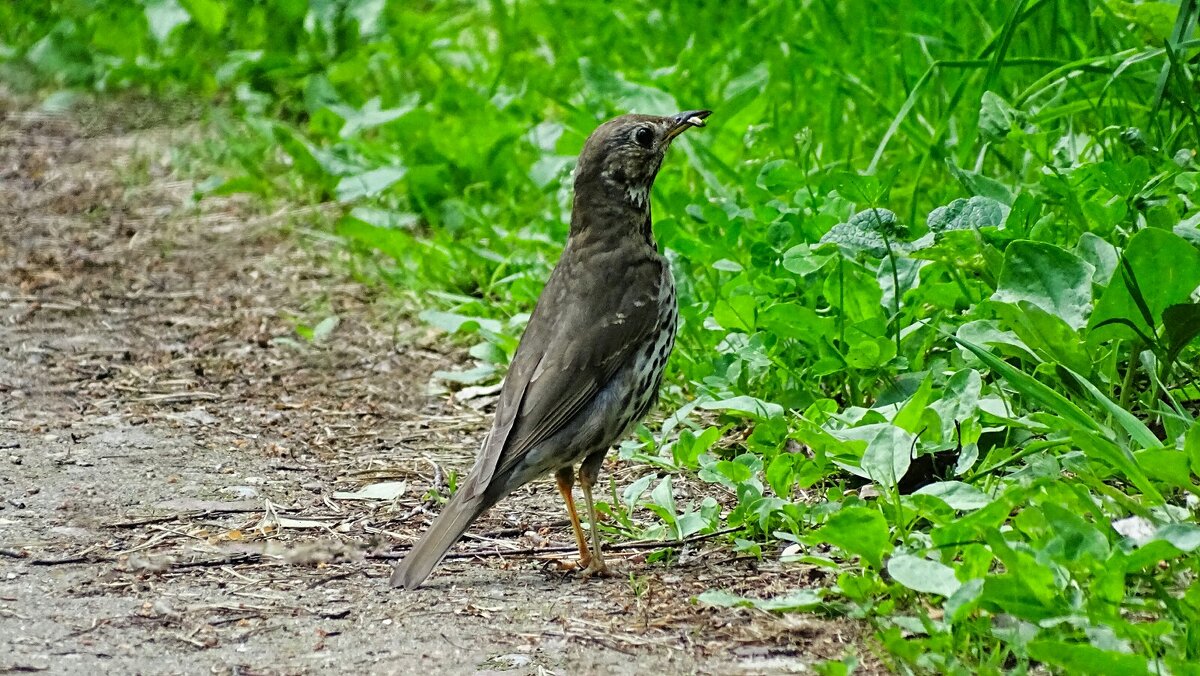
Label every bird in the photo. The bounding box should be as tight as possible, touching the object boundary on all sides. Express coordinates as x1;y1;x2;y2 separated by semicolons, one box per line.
391;109;711;589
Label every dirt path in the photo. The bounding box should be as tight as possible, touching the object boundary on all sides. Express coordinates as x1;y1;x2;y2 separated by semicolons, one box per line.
0;96;864;675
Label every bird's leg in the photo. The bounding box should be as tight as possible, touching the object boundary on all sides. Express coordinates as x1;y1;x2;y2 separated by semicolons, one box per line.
577;450;611;578
555;466;591;567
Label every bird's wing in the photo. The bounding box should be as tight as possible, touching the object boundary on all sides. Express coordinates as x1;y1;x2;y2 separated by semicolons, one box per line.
460;251;664;499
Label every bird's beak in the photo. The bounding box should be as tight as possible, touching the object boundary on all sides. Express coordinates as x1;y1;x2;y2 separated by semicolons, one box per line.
664;109;712;142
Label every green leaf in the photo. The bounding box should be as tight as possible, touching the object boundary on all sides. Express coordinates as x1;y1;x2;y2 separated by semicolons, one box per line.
579;57;677;112
694;589;824;613
927;196;1009;234
893;374;934;434
650;477;677;522
1058;365;1159;449
931;484;1033;547
979;573;1063;622
272;123;329;182
860;425;915;487
1106;0;1179;41
887;554;961;597
914;481;991;511
945;159;1014;205
700;460;753;487
979;91;1020;141
1073;432;1165;505
811;507;891;570
992;240;1093;330
418;310;503;334
713;295;757;333
990;301;1092;376
818;208;909;258
953;336;1109;438
144;0;191;43
930;369;982;442
1134;449;1193;490
335;166;408;201
824;260;884;324
1090;229;1200;343
671;426;721;469
944;578;985;623
1158;523;1200;551
179;0;227;34
760;302;834;343
781;245;833;276
336;95;419;138
877;255;923;311
1028;641;1151;676
1163;303;1200;367
432;363;496;384
1076;232;1119;287
1040;503;1110;563
1187;424;1200;476
819;223;889;257
847;208;906;237
694;589;745;608
622;475;653;512
765;454;794;498
698;396;784;420
756;159;804;192
335;217;412;261
311;316;339;343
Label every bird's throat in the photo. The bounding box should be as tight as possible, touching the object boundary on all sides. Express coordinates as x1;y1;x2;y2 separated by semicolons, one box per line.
569;186;656;251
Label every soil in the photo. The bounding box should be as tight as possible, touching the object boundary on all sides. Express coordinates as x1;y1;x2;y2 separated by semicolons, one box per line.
0;94;871;675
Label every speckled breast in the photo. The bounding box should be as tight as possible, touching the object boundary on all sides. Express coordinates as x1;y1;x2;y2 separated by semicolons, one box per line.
610;265;678;441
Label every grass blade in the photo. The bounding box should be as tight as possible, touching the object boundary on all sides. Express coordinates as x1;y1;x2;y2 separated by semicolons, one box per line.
953;336;1110;438
1058;365;1160;450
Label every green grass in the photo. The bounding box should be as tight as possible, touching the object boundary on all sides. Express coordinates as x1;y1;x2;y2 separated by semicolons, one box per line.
6;0;1200;672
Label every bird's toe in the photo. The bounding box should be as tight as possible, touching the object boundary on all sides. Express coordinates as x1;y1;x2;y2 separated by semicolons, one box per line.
578;558;613;579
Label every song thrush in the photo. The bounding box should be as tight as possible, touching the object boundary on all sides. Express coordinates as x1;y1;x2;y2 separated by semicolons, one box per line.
391;109;711;589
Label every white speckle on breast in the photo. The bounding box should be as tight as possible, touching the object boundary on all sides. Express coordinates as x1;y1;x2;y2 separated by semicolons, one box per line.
626;184;648;207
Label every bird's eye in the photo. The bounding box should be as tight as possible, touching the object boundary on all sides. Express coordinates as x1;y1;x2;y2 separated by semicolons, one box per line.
633;127;655;149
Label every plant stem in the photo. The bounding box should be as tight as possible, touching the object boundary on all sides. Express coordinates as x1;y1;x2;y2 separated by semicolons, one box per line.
1119;341;1142;412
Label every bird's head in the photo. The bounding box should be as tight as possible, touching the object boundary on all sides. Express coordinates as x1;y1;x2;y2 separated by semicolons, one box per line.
573;110;711;212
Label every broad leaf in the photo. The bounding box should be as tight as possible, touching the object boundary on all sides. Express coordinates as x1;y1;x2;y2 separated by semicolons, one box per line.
1090;229;1200;343
1163;303;1200;367
927;195;1009;233
888;554;962;597
992;240;1093;330
810;507;892;570
1028;641;1151;676
336;166;407;201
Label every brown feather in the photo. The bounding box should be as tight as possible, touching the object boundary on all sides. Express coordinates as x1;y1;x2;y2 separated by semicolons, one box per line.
389;487;492;589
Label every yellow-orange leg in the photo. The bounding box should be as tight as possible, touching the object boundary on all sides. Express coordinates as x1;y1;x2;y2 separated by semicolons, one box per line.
578;466;610;578
555;466;592;566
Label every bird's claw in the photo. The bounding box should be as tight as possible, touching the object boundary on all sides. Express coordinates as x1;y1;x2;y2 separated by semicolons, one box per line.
549;555;590;572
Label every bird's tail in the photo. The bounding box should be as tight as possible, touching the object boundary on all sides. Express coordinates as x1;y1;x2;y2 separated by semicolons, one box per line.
390;488;491;590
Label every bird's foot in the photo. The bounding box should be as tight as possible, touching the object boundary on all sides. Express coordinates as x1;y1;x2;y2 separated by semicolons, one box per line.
549;555;590;572
578;557;612;579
